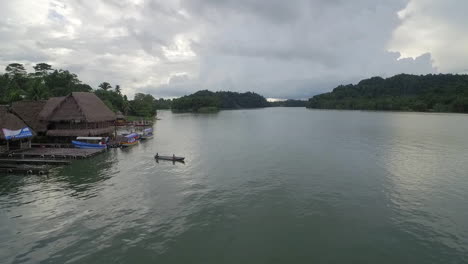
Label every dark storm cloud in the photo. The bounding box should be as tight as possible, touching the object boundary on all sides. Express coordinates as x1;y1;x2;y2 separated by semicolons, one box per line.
2;0;463;99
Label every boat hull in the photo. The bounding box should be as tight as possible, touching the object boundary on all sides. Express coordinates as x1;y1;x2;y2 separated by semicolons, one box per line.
120;141;139;147
155;156;185;161
72;140;106;149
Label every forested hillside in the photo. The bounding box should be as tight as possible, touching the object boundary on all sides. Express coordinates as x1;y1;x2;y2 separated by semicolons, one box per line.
171;90;269;112
306;74;468;113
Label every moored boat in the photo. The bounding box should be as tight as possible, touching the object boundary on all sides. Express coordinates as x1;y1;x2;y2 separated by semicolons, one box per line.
140;128;154;140
120;133;139;147
72;137;108;149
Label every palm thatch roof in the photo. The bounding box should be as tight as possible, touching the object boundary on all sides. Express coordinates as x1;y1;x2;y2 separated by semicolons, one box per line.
46;127;114;137
11;100;48;132
0;105;35;140
38;96;65;121
39;92;116;122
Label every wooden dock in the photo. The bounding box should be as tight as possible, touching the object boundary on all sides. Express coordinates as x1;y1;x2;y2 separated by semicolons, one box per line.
0;147;106;175
0;159;71;165
0;163;52;175
1;148;105;159
31;143;74;148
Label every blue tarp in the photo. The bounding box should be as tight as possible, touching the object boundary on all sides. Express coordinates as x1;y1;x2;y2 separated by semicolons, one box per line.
2;127;33;140
125;133;139;138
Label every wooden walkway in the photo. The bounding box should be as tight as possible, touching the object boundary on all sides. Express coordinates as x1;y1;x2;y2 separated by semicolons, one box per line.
0;165;51;175
0;147;106;176
31;143;74;148
2;148;105;159
0;159;71;165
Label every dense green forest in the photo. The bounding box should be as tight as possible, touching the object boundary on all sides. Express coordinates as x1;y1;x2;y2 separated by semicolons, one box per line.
306;74;468;113
269;99;307;107
0;63;165;117
171;90;270;112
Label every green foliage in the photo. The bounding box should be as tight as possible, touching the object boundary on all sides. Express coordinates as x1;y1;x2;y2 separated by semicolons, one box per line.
33;63;53;77
0;62;158;118
171;90;269;112
269;99;307;107
216;91;270;109
306;74;468;113
154;98;172;109
130;93;157;117
5;63;27;76
44;69;91;96
98;82;112;91
94;89;124;112
115;84;121;95
26;79;48;101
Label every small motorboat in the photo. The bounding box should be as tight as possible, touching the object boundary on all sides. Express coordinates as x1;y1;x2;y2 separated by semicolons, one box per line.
140;128;154;140
154;154;185;161
120;133;139;147
72;137;108;149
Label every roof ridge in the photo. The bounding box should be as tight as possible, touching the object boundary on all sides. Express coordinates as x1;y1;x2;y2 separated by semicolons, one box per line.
45;96;68;120
72;93;89;120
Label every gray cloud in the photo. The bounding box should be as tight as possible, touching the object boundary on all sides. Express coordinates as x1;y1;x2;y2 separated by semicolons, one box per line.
0;0;462;99
389;0;468;74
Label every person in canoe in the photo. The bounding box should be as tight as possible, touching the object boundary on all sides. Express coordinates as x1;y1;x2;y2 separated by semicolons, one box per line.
155;153;159;159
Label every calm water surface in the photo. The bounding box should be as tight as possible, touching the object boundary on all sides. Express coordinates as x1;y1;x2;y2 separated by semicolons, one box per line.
1;108;468;263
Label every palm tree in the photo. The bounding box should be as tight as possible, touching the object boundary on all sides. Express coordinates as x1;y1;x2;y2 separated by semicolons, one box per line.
98;82;112;91
115;84;121;95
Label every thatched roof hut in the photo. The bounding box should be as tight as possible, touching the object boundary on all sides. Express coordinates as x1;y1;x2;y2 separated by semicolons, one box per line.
39;92;116;122
11;100;48;133
38;92;116;137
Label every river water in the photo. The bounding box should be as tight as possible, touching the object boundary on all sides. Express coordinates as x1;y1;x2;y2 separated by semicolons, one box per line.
1;108;468;263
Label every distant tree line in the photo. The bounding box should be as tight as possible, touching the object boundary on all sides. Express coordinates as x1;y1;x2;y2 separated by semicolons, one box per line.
171;90;270;112
0;63;168;117
269;99;307;107
306;74;468;113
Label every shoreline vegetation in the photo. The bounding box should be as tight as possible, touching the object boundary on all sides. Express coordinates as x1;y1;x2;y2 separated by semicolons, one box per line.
0;63;307;116
306;74;468;113
0;63;161;118
169;91;309;112
170;90;271;112
4;63;468;115
269;99;307;107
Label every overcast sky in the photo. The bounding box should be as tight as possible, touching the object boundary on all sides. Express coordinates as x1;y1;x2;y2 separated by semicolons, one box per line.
0;0;466;99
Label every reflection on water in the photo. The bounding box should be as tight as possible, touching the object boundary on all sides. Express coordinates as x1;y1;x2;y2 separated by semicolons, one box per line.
1;108;468;263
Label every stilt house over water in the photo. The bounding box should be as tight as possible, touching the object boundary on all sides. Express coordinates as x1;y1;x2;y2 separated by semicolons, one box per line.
0;106;34;153
37;92;116;139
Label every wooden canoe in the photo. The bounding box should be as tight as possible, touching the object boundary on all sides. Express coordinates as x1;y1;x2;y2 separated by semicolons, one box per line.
155;155;185;161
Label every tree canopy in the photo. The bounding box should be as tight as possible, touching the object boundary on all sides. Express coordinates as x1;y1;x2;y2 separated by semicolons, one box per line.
269;99;307;107
171;90;269;112
0;62;160;117
306;74;468;113
98;82;112;91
